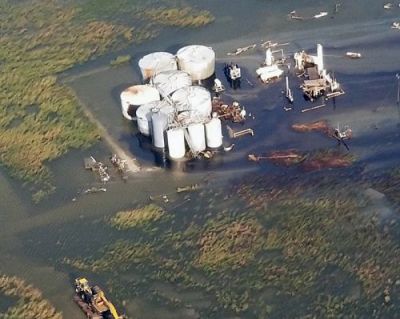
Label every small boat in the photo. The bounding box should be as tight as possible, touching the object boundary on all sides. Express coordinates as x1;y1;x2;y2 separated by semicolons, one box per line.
345;52;362;59
314;11;328;18
384;3;393;9
392;22;400;29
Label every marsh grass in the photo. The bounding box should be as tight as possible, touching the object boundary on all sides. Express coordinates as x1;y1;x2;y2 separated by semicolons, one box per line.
109;204;165;230
0;274;62;319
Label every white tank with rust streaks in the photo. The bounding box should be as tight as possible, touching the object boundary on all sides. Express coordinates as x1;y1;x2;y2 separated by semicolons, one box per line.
171;86;212;117
136;104;154;136
187;123;206;152
151;111;168;148
205;115;223;148
152;70;192;97
120;85;160;120
138;52;177;81
167;128;186;159
137;100;175;136
176;45;215;81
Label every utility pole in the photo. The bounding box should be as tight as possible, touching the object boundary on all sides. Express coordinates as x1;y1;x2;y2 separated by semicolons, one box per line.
396;73;400;105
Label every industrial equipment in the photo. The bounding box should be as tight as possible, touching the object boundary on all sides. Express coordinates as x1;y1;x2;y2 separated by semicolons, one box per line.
74;277;123;319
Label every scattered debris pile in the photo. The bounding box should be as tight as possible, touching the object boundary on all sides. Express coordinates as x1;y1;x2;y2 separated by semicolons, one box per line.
212;97;246;122
84;156;110;183
110;154;127;179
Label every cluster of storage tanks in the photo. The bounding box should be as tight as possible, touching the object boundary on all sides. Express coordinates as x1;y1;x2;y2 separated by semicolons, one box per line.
120;45;223;160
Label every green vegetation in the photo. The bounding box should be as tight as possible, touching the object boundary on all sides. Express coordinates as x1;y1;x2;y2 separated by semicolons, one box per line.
373;168;400;209
197;218;264;271
109;204;165;230
64;241;155;272
144;7;215;27
0;0;214;201
0;274;62;319
60;169;400;318
110;54;131;66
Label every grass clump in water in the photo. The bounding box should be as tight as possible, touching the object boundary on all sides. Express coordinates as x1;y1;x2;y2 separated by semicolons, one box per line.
64;240;154;272
110;54;131;66
196;218;264;271
0;274;62;319
143;7;215;27
110;204;165;230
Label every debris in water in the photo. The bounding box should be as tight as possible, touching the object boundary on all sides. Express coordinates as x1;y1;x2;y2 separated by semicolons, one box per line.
227;44;257;56
314;11;328;18
292;120;330;134
84;187;107;194
212;78;225;93
223;144;235;152
83;156;110;183
212;98;246;123
176;184;201;193
392;22;400;29
227;126;254;138
248;150;307;166
110;153;127;178
384;3;393;9
283;106;293;111
346;52;362;59
288;10;305;20
301;104;326;113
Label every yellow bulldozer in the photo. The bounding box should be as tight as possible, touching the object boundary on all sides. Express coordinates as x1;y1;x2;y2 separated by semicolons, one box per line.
74;277;124;319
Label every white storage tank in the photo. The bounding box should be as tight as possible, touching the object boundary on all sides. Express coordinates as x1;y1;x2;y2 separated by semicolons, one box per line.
187;123;206;152
138;52;177;81
152;70;192;97
205;113;223;148
159;103;175;121
120;85;160;120
171;86;212;117
167;128;186;159
176;45;215;81
151;111;168;148
137;100;175;136
136;104;153;136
